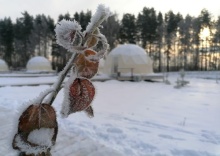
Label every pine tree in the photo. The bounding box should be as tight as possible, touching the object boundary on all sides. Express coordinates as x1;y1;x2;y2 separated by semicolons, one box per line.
101;13;120;50
137;7;158;54
14;11;34;67
118;13;137;44
165;11;182;71
178;15;193;70
156;12;164;72
192;17;202;70
0;18;14;67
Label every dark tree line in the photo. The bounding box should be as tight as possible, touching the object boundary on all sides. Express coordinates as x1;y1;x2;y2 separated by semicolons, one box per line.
0;12;54;69
118;8;220;71
0;8;220;71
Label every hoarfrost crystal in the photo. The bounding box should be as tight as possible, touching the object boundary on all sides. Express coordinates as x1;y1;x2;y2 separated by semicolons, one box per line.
14;134;48;155
27;128;54;147
55;19;82;50
85;4;112;34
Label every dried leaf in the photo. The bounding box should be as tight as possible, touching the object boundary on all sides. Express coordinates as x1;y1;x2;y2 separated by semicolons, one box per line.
54;19;82;50
75;49;99;79
18;104;57;133
68;78;95;114
84;106;94;118
13;104;58;154
17;151;51;156
87;36;98;48
86;28;99;48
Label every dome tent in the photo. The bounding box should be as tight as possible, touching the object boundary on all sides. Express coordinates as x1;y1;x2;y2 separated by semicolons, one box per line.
0;59;9;72
98;58;105;74
103;44;153;76
26;56;53;73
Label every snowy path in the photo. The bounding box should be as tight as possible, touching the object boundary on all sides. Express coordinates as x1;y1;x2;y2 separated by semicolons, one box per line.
0;73;220;155
0;76;58;87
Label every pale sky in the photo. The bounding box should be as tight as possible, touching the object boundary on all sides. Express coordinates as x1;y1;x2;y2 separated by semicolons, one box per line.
0;0;219;22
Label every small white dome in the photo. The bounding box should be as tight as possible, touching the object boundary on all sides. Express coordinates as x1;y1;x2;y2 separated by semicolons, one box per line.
26;56;52;73
0;59;9;72
110;44;146;56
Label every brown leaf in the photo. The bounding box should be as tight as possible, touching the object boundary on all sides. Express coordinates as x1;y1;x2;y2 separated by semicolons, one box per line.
70;30;76;42
17;151;51;156
86;28;99;48
75;49;99;79
18;104;57;134
87;36;98;48
68;78;95;113
84;106;94;118
13;104;58;153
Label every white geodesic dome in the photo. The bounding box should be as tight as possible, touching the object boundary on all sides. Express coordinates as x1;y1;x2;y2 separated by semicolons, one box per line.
103;44;153;75
98;58;105;74
26;56;52;73
0;59;9;72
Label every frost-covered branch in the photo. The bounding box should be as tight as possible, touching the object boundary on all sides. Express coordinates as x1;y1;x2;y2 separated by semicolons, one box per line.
83;4;112;46
46;52;78;105
85;4;111;34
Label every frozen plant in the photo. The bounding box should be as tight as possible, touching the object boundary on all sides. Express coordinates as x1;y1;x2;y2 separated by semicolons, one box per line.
12;4;111;156
174;68;189;89
163;72;171;85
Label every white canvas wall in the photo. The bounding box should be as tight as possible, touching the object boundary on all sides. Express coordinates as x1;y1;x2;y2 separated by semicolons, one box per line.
103;44;153;75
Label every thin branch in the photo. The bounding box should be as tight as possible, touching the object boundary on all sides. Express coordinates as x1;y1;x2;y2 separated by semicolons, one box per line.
46;52;78;105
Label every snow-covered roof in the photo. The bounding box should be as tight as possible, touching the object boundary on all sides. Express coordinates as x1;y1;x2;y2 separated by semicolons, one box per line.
110;44;146;56
109;44;150;64
27;56;50;64
26;56;52;73
0;59;9;72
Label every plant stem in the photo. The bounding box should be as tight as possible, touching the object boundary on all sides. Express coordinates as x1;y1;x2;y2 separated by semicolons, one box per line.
47;52;78;105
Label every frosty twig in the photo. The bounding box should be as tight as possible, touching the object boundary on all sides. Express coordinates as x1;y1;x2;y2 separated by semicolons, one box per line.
46;52;78;105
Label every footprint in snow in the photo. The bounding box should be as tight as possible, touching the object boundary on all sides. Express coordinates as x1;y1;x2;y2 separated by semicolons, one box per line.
106;127;123;134
158;134;185;141
200;130;220;145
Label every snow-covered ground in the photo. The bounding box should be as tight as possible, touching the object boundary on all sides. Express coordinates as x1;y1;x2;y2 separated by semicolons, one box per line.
0;71;220;156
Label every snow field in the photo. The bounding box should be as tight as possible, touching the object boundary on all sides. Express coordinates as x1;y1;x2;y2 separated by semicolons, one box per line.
0;72;220;155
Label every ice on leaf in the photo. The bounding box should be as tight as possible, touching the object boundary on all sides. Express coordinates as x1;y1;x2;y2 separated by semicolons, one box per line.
75;49;99;79
61;74;95;118
27;128;54;147
55;19;82;50
12;104;58;154
85;4;112;34
13;134;49;155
